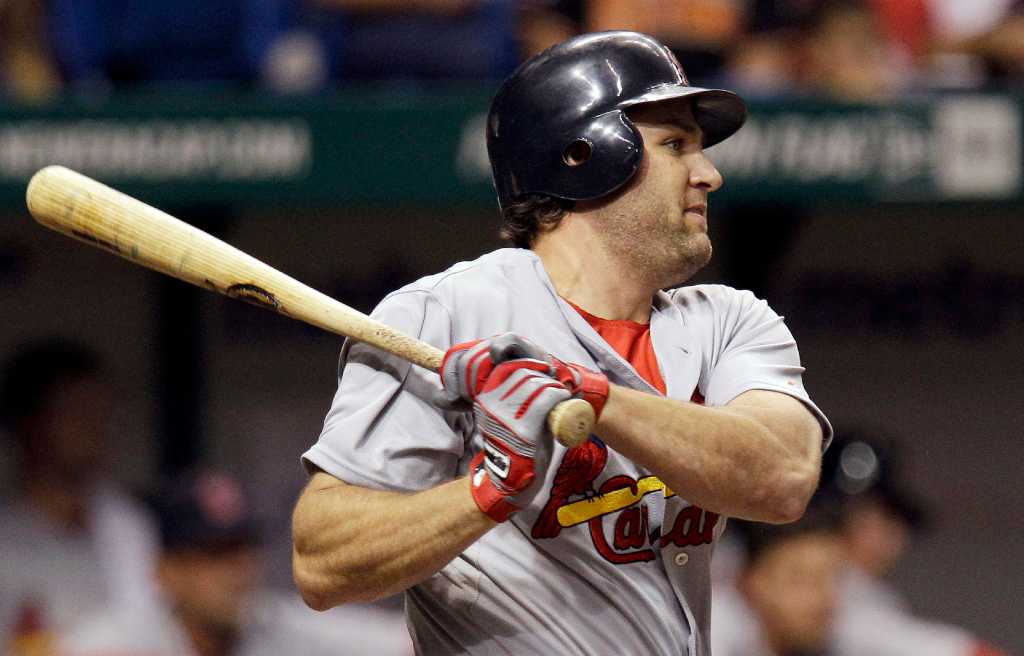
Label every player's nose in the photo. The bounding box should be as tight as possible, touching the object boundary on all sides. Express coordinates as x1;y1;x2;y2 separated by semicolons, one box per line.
689;152;723;192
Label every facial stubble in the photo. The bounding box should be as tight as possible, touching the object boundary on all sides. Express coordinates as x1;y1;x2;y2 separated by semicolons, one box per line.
595;194;712;290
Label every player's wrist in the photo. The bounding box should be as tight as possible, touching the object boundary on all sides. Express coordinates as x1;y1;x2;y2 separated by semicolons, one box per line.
468;452;520;522
593;382;628;432
572;364;609;419
550;358;610;420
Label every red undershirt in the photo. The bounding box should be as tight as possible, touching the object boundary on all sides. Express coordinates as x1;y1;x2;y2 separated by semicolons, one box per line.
567;301;667;395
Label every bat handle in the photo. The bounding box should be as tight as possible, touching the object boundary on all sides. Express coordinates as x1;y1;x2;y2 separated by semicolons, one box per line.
548;399;595;448
425;347;593;449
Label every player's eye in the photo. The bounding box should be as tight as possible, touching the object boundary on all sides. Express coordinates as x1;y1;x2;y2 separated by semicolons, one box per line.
664;139;683;152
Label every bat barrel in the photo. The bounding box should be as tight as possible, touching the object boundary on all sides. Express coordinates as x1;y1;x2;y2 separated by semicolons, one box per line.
25;165;593;446
26;165;444;371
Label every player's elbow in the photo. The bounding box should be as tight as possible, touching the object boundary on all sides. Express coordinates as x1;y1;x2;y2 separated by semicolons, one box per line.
760;423;823;524
293;553;338;611
762;462;819;524
293;548;387;608
769;491;813;525
293;559;369;610
298;586;334;613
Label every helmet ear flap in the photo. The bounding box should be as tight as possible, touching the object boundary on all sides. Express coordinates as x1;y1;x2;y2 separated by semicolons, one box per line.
551;110;643;202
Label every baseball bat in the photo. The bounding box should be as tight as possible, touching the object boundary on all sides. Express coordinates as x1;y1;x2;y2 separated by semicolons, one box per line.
25;165;594;448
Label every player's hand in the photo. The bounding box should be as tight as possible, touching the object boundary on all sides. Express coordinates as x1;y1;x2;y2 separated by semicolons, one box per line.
436;333;549;410
469;359;571;522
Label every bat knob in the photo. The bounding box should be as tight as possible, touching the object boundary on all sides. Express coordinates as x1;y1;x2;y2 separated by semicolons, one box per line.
548;399;595;448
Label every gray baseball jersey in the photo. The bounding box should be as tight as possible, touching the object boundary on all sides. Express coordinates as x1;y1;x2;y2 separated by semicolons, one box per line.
712;567;980;656
60;591;412;656
834;568;977;656
709;586;779;656
0;485;158;642
303;248;831;656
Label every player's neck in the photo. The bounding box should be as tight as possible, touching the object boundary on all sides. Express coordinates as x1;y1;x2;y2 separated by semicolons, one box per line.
533;228;656;323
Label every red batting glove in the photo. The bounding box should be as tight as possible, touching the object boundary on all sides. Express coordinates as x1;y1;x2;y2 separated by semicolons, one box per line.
548;357;610;420
438;339;494;409
469;359;570;522
437;333;549;410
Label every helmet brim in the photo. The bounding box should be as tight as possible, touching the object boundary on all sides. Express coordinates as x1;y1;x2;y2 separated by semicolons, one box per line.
620;85;747;148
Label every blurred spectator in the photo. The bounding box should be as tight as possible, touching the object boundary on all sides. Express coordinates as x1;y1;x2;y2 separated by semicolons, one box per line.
800;0;908;101
871;0;931;64
0;339;158;652
928;0;1016;41
586;0;745;81
60;468;412;655
928;0;1024;86
722;30;800;97
712;499;846;656
516;0;583;60
720;0;813;97
307;0;518;84
824;434;1009;656
46;0;288;90
726;0;921;100
0;0;63;101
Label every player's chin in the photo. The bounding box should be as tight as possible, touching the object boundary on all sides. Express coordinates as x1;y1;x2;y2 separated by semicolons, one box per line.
683;210;708;233
668;236;712;284
685;234;713;267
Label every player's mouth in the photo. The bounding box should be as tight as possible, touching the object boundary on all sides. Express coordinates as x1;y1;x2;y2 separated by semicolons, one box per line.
684;204;707;228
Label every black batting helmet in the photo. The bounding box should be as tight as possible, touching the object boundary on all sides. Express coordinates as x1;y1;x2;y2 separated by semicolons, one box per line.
486;31;747;211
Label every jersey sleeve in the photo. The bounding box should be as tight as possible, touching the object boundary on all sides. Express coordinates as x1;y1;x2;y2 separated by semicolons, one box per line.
301;288;469;492
694;285;832;445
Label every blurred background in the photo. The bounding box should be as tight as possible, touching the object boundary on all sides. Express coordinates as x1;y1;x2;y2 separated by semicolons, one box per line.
0;0;1021;654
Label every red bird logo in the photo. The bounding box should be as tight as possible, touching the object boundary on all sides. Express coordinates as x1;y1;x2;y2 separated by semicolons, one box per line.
532;438;608;539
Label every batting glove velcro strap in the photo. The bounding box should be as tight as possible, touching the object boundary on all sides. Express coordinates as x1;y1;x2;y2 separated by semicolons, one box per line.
468;451;518;523
469;359;569;522
549;358;610;420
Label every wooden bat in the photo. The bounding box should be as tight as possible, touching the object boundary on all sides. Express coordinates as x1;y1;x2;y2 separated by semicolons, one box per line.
25;165;594;448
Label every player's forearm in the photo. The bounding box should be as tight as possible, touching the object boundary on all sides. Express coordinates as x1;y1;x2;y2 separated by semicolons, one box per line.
292;472;495;609
595;385;820;523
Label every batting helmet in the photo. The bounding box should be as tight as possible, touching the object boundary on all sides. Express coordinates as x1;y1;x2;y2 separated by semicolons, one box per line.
486;31;747;211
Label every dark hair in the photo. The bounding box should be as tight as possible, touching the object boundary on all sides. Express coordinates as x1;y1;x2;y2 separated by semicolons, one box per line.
0;339;102;431
499;194;573;248
734;496;842;567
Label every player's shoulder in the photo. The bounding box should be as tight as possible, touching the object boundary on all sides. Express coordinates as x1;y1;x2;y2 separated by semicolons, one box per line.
383;248;538;307
668;283;768;318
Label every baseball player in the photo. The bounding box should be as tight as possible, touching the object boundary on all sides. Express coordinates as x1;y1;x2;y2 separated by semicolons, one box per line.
0;340;158;650
61;469;412;656
711;500;846;656
824;437;1009;656
293;31;831;655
